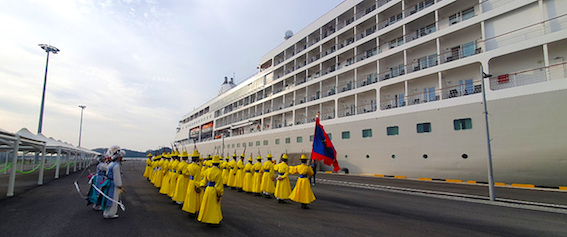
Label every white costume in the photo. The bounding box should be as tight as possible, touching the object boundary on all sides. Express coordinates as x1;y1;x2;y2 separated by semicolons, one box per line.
102;145;124;219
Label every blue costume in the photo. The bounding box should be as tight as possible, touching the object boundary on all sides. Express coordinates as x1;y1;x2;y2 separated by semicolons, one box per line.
86;161;107;209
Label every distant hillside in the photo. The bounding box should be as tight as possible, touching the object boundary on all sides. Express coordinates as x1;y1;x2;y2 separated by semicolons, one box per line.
93;147;172;157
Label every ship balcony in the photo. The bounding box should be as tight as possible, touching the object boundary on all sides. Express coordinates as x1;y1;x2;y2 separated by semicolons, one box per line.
441;40;482;64
356;100;377;114
356;72;378;88
339;104;356;117
490;62;567;91
404;0;435;18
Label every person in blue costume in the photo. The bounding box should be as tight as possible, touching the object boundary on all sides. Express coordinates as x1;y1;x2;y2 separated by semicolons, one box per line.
101;145;125;219
86;155;108;210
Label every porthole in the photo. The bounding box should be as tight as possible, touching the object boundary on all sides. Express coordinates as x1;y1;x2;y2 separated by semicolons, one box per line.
462;154;468;159
345;155;348;159
423;154;428;159
366;155;370;159
391;154;396;159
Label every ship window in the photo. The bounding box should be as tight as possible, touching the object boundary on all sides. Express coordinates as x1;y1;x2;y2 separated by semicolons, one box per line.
256;141;260;146
310;135;314;142
417;123;432;133
249;142;253;147
297;136;303;143
263;140;268;146
275;139;280;145
342;131;350;139
454;118;472;130
387;126;399;136
237;143;240;148
232;144;235;148
362;129;372;138
285;137;291;144
328;133;332;140
242;143;246;147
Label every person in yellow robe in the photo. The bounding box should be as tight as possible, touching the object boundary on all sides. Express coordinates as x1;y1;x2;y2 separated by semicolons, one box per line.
252;155;263;195
235;153;245;192
182;150;202;215
143;153;153;178
168;151;180;197
221;156;229;186
243;155;254;192
289;154;315;209
172;151;189;204
274;154;291;203
154;153;167;188
227;154;237;189
149;155;160;182
159;153;172;194
260;154;275;198
197;155;224;225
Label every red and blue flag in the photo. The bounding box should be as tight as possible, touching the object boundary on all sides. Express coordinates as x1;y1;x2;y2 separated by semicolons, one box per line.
311;116;340;172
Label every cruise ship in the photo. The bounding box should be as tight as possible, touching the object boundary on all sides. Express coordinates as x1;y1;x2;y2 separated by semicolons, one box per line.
175;0;567;187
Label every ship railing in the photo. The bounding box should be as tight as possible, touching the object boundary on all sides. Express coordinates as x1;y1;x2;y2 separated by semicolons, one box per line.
355;3;377;21
321;86;336;98
339;104;355;117
321;111;335;121
403;0;435;18
308;92;320;102
295;118;307;125
356;100;377;114
481;13;567;52
490;62;567;91
406;54;439;74
338;80;354;93
355;25;377;41
440;81;482;100
355;47;378;63
480;0;516;13
406;91;440;106
380;98;405;110
356;72;378;88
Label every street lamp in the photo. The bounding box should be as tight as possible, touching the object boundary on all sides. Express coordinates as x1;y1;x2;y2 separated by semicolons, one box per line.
78;105;86;147
481;68;495;201
37;44;60;134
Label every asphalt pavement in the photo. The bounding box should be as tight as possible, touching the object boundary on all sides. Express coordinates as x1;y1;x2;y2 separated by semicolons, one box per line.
0;160;566;237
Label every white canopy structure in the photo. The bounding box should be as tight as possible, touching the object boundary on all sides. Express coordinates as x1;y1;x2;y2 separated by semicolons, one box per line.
0;127;99;197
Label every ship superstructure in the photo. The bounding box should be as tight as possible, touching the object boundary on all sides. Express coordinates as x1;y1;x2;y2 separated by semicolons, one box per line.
175;0;567;187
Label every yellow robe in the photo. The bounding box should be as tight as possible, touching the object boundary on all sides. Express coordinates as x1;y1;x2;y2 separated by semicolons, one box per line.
149;160;157;182
235;160;244;188
168;159;180;197
172;161;189;202
274;162;291;200
159;160;171;194
227;160;237;187
154;160;166;188
288;164;316;204
182;162;202;214
143;158;152;178
220;161;228;184
260;161;275;194
251;161;263;193
243;163;253;192
197;166;224;224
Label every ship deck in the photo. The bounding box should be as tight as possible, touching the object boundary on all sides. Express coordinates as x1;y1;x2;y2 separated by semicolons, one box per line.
0;160;565;236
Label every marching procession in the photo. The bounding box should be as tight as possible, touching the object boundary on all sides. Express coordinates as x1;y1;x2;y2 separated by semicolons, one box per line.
143;150;316;225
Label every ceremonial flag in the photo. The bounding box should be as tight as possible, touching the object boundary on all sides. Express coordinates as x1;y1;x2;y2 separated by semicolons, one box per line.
311;116;340;172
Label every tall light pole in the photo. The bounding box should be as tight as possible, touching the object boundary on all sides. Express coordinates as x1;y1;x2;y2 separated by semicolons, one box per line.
37;44;60;134
481;67;495;201
78;105;86;147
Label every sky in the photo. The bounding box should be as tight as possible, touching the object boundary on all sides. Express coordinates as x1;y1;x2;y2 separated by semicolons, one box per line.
0;0;344;152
